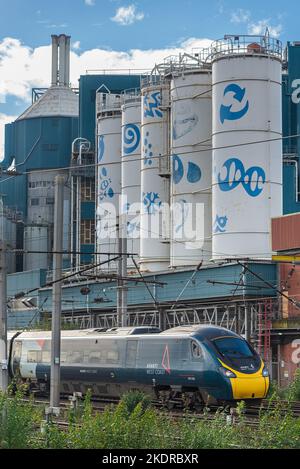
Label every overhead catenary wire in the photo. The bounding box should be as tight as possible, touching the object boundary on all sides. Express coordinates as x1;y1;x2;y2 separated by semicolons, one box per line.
0;132;299;185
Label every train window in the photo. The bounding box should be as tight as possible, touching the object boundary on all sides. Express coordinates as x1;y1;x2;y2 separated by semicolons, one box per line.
41;351;51;364
107;350;119;364
69;351;84;364
89;351;102;364
27;351;41;363
191;341;203;360
213;337;254;358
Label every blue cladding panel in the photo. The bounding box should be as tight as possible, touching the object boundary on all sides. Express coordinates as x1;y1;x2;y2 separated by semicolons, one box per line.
37;263;277;314
81;201;95;220
8;310;40;330
244;263;277;296
1;116;78;214
79;74;141;147
281;43;300;214
11;116;79;170
0;173;28;216
283;164;300;214
7;269;47;299
80;244;94;264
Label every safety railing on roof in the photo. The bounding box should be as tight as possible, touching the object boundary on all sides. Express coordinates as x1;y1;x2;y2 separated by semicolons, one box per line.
209;34;282;61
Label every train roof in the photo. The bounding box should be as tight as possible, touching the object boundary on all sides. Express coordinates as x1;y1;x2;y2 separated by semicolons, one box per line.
14;326;161;340
160;325;240;340
14;325;240;341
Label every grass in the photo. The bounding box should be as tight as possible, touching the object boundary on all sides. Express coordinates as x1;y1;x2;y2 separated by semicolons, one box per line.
1;381;300;449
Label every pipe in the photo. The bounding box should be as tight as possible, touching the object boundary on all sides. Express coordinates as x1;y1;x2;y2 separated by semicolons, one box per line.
58;35;66;86
51;35;59;86
65;35;70;87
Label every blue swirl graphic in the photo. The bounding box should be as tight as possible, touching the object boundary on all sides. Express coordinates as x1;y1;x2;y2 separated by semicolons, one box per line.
218;157;265;197
98;135;105;162
220;83;249;124
123;123;140;155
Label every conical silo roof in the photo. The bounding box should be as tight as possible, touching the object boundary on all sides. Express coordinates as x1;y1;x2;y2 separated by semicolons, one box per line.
17;85;79;121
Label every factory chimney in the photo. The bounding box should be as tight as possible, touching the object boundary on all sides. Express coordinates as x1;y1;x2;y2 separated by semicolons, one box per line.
51;34;71;87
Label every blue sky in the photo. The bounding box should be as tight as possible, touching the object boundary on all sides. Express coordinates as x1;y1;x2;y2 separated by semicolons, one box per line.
0;0;299;155
0;0;295;51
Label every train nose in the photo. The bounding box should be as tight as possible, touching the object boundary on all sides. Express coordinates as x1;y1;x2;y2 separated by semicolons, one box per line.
231;375;269;400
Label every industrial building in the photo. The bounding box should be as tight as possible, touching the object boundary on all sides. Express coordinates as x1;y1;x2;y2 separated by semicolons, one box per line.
1;33;300;386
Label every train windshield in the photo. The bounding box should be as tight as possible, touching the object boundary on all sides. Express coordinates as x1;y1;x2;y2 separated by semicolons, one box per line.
213;337;254;359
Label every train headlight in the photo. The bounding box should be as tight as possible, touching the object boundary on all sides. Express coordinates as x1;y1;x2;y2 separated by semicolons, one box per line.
262;367;269;377
219;367;236;378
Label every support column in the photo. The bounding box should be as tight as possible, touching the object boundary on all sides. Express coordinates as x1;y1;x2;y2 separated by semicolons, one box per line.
50;175;64;410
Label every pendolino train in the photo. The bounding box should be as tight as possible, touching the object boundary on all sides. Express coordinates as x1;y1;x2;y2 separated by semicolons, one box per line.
8;325;269;407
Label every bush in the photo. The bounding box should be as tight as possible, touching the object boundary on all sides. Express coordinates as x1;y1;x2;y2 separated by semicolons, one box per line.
1;389;300;449
0;388;42;449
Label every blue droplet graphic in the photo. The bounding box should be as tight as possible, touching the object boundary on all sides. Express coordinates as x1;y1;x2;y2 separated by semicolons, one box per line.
187;161;201;183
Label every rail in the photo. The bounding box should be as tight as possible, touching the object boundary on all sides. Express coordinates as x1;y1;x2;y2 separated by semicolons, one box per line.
210;34;282;61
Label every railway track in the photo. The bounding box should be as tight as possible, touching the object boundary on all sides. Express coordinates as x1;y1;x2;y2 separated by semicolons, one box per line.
15;394;300;425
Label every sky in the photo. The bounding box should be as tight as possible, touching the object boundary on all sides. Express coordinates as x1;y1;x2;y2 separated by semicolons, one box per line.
0;0;299;156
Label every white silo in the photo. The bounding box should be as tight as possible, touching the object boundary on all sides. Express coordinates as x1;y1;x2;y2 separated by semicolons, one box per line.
212;35;283;260
140;77;170;272
121;89;141;271
170;57;212;267
96;91;122;271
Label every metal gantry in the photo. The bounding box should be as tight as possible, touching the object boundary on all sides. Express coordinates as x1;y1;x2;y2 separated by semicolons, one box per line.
60;297;279;343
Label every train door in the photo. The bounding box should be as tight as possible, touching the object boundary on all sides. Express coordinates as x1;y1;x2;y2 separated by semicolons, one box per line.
125;340;138;368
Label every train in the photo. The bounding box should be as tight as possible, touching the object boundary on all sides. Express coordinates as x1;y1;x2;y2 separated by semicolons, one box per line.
8;325;269;407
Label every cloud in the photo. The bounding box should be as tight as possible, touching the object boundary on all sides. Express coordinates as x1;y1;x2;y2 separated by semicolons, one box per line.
248;19;282;37
111;4;144;26
72;41;81;50
0;35;212;158
230;9;251;24
85;0;95;5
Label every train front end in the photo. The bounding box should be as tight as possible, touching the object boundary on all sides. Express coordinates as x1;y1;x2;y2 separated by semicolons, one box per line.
209;335;270;403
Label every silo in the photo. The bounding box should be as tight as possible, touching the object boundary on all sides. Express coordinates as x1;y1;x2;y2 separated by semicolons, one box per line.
212;35;283;259
140;77;170;272
96;92;122;271
170;59;212;267
121;89;141;270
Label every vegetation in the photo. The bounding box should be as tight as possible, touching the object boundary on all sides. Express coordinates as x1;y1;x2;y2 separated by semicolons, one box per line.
1;379;300;449
267;368;300;401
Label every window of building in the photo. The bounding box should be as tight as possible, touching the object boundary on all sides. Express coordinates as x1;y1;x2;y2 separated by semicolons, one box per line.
81;177;95;202
80;219;95;245
46;197;55;205
30;198;40;206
